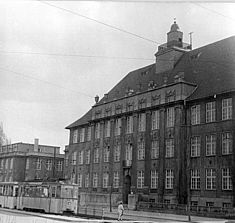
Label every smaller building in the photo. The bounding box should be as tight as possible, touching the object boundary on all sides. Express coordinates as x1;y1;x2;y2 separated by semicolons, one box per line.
0;139;64;182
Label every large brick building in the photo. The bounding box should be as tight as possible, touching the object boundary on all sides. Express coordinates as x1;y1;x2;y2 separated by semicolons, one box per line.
65;21;235;208
0;139;64;182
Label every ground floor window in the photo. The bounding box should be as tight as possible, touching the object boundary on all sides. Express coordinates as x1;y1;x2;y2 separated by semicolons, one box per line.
191;201;198;206
206;202;214;207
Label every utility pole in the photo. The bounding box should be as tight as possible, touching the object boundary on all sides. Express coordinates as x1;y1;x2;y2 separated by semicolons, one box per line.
189;32;193;49
52;147;56;180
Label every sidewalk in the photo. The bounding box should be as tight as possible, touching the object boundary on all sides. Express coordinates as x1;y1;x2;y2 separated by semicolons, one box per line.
102;209;227;223
0;207;229;223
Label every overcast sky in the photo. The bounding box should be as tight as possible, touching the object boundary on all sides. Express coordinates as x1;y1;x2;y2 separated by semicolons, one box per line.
0;1;235;152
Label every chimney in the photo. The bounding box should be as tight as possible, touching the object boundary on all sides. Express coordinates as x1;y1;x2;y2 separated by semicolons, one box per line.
95;95;99;103
34;138;39;152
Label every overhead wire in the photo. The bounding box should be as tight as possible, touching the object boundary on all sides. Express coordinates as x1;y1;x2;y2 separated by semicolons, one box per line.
37;0;160;44
193;3;235;22
0;50;234;66
0;67;94;99
1;1;233;101
0;51;154;61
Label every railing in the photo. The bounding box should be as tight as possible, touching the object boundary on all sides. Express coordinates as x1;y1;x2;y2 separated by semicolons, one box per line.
137;201;235;218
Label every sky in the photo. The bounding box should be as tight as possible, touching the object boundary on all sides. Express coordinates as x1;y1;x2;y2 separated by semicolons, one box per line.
0;1;235;152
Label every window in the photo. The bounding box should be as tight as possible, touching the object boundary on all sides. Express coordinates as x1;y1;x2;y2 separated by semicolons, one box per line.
151;140;159;159
93;148;99;163
126;116;133;134
78;151;84;165
85;150;90;164
87;126;91;141
191;105;200;125
10;158;13;169
95;123;100;139
46;159;52;170
72;152;77;165
137;170;144;189
191;201;198;206
206;102;216;123
151;170;158;189
166;107;175;127
165;139;174;158
80;128;85;142
73;129;78;143
206;169;216;190
164;199;170;204
125;144;132;161
103;172;109;188
206;135;216;156
77;173;82;188
191;136;201;157
114;144;121;162
51;186;57;198
71;172;76;184
222;98;232;120
113;171;119;188
26;158;29;170
138;113;146;132
9;175;13;182
104;120;111;138
85;174;89;188
65;155;69;167
191;169;200;190
165;169;173;189
206;202;214;207
137;140;145;160
5;159;8;169
93;173;98;188
114;118;121;136
152;110;160;130
103;146;110;162
36;158;41;170
222;168;232;190
223;203;231;208
57;161;63;171
222;132;232;155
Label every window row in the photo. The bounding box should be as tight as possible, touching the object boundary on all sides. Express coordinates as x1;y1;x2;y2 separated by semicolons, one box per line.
72;126;91;144
71;171;120;189
72;107;176;143
35;159;63;171
191;98;232;125
70;169;172;190
191;168;232;191
190;132;233;157
0;158;14;170
71;168;233;191
70;139;175;166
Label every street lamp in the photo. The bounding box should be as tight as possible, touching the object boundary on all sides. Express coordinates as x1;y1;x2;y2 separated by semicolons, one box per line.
108;185;112;212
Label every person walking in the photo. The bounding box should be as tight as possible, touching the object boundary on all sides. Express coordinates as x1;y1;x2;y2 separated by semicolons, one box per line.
117;201;124;221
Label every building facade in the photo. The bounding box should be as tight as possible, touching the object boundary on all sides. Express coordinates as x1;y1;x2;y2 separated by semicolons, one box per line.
65;21;235;208
0;139;64;182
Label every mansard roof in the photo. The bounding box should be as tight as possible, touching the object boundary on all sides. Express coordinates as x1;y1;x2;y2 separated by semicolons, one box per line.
65;109;92;129
66;36;235;129
174;36;235;100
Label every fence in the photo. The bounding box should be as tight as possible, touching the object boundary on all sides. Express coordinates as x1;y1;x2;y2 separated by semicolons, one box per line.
137;201;235;218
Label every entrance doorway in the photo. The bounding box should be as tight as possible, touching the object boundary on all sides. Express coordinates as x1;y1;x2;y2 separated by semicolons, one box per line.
123;174;131;204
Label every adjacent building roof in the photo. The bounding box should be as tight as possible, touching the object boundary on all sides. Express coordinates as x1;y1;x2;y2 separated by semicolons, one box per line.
66;36;235;129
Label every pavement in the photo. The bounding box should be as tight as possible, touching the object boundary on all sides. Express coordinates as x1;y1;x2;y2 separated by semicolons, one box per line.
0;207;231;223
